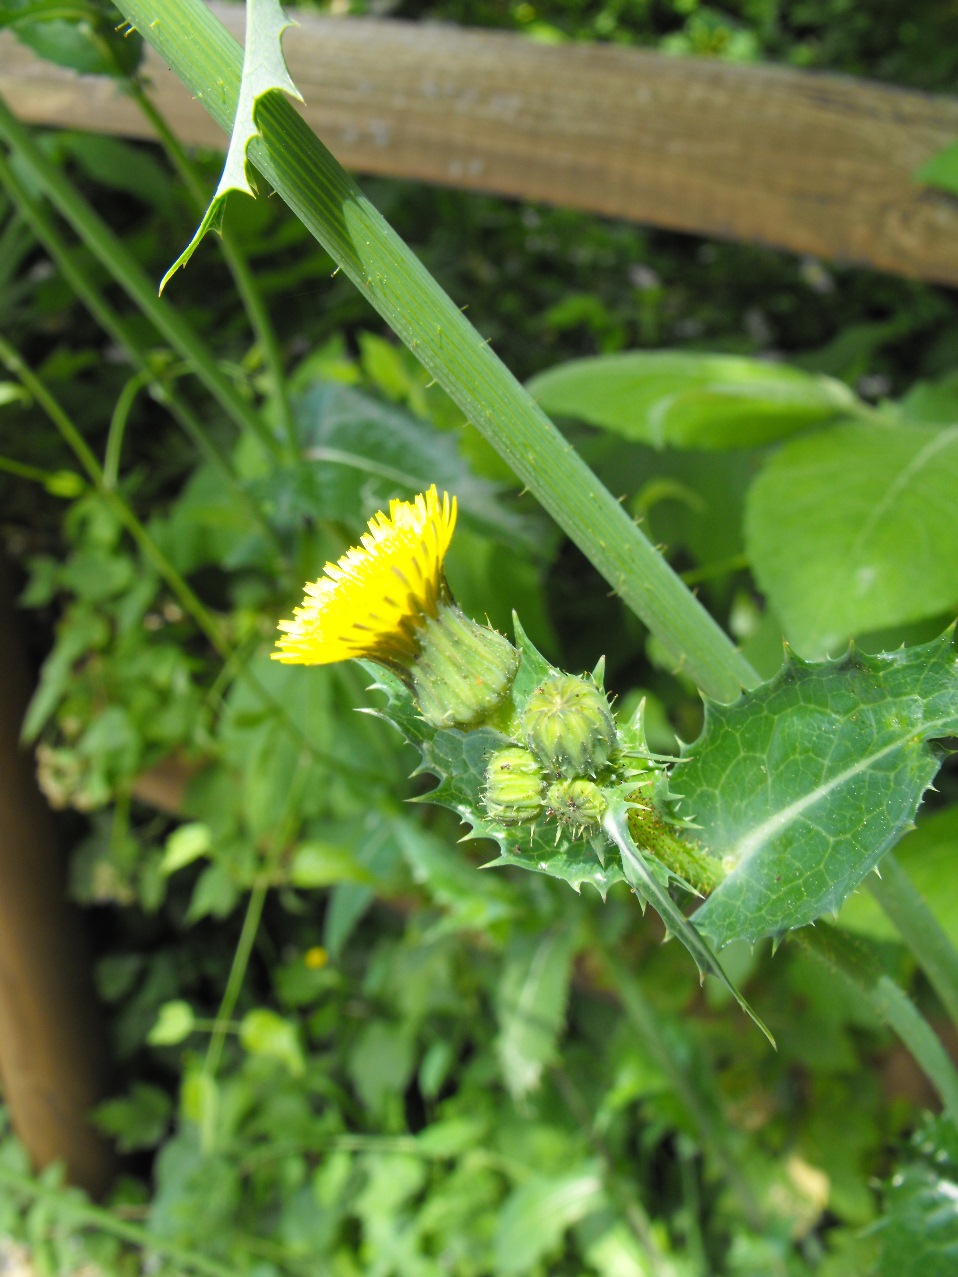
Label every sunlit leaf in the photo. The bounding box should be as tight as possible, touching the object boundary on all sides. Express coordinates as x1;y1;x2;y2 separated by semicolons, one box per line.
745;422;958;657
529;351;856;450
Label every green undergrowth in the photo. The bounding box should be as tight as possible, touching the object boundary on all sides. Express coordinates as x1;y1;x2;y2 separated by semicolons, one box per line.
0;0;958;1274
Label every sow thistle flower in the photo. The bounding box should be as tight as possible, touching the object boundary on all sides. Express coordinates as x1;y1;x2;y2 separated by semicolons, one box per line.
273;486;518;730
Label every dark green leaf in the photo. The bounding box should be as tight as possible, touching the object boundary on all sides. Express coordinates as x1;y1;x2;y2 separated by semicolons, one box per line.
289;381;543;553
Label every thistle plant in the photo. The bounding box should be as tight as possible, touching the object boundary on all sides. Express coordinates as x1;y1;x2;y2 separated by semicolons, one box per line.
275;486;768;1035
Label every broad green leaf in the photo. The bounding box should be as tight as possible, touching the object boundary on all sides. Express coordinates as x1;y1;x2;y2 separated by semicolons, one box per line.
745;422;958;657
93;1083;172;1153
874;1116;958;1277
161;0;302;290
496;925;578;1099
899;372;958;425
684;634;958;947
528;351;857;450
239;1008;305;1076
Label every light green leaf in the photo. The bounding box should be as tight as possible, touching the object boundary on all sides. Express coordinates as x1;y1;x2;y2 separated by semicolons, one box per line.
494;1168;604;1276
745;422;958;657
160;822;212;877
496;925;578;1099
161;0;302;290
148;1000;196;1046
289;841;374;888
528;351;857;450
684;634;958;947
239;1008;305;1076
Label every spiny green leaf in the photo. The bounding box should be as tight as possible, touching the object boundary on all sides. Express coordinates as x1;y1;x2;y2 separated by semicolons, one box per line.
161;0;302;290
528;351;857;450
684;632;958;947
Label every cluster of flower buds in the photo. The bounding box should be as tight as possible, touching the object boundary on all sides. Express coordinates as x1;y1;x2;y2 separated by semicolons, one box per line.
482;671;621;836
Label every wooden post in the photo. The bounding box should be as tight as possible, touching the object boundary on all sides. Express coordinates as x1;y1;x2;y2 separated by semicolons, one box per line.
3;4;958;285
0;558;114;1196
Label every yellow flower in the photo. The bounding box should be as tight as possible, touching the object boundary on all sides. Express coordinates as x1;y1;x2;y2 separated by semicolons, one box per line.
272;486;456;670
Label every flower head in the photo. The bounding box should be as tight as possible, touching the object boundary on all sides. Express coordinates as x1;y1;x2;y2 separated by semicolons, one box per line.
273;486;456;669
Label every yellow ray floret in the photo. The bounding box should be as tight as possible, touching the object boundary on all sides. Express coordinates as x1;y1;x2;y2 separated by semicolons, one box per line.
272;486;457;667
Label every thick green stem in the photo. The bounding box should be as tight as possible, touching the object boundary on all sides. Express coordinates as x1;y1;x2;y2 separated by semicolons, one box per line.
108;0;757;704
867;852;958;1033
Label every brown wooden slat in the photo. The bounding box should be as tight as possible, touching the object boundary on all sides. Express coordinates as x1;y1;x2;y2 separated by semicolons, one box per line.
2;5;958;283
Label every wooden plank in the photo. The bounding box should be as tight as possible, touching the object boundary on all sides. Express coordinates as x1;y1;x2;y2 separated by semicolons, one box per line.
3;3;958;285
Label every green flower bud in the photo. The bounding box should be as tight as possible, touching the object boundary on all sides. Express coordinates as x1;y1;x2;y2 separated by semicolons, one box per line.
483;746;544;825
545;778;607;832
413;605;519;730
521;673;617;777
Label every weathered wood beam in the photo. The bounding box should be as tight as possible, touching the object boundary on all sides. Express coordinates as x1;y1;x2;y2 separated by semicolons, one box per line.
2;4;958;284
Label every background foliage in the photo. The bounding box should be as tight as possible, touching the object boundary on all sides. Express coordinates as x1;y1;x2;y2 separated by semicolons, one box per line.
2;0;958;1273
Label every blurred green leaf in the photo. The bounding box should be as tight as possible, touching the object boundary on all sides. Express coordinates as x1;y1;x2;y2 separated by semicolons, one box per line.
160;822;212;877
746;422;958;657
93;1082;172;1152
494;1167;604;1275
289;840;374;888
148;999;196;1046
496;925;578;1099
529;351;856;450
838;805;958;947
916;141;958;196
240;1008;305;1076
285;380;544;553
0;0;143;74
875;1116;958;1276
